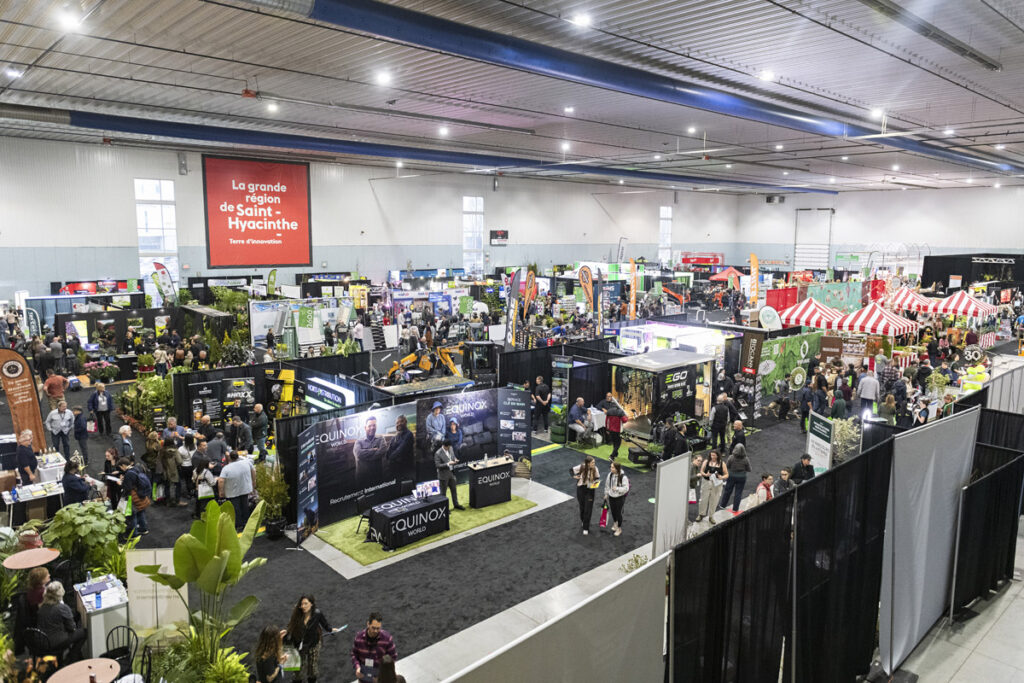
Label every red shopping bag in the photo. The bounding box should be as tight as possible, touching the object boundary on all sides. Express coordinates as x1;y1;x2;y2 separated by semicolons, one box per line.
599;504;609;529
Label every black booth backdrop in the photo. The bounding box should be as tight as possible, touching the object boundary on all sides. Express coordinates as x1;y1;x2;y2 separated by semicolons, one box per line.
974;406;1024;451
921;253;1024;291
54;305;172;343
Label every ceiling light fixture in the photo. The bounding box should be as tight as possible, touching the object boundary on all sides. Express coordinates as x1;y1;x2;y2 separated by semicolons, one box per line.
375;71;392;86
438;126;449;136
783;171;789;175
687;126;697;134
994;182;1002;188
57;10;80;31
775;144;784;150
570;13;592;26
891;164;900;170
563;106;575;114
4;67;22;79
943;128;955;136
725;164;733;168
561;141;571;152
758;70;775;81
395;160;404;168
870;108;884;120
266;102;279;113
653;154;662;160
966;177;974;183
829;177;836;183
841;156;849;161
995;144;1006;150
618;179;624;184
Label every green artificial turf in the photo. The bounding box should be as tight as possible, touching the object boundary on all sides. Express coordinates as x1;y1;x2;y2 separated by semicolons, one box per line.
315;483;537;566
567;442;653;471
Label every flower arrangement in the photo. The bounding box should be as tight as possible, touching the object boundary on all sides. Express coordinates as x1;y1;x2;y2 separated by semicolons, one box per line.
84;360;120;384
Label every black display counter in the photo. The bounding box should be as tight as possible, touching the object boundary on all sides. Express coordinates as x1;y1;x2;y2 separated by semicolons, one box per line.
468;458;514;509
366;494;449;550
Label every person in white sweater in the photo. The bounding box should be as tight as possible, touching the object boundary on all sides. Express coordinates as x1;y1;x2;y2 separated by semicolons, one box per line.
603;461;630;537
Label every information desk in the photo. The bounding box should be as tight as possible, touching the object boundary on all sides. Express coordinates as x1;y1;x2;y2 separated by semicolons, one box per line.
367;494;449;550
467;456;514;509
74;574;129;659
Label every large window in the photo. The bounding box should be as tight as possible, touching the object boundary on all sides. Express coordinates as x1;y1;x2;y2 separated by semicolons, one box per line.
135;179;178;305
463;195;485;276
658;205;673;266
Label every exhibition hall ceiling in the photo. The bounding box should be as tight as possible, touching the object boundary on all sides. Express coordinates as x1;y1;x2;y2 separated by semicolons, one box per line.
1;0;1023;192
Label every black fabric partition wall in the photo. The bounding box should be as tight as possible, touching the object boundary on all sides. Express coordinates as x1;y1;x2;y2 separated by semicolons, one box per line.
954;386;988;412
861;421;905;453
971;443;1022;480
569;362;610;410
975;408;1024;451
672;490;795;683
498;345;560;388
172;360;281;425
952;454;1024;613
785;439;894;683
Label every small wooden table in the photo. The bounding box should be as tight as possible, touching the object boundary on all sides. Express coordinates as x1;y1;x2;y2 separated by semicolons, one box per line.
46;657;120;683
2;547;59;570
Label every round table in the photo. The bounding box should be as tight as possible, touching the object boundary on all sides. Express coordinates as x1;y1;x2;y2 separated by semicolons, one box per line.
2;547;59;570
46;658;120;683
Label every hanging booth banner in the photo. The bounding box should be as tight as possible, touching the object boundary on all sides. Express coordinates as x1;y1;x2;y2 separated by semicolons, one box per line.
0;350;46;452
505;269;522;348
629;258;638;320
152;262;177;305
496;388;533;472
805;412;834;475
221;378;256;421
523;271;537;320
267;268;278;295
578;266;594;313
202;156;312;268
749;253;759;306
188;381;224;428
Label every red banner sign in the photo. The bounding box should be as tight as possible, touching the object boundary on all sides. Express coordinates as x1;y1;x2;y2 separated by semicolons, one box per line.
203;156;312;268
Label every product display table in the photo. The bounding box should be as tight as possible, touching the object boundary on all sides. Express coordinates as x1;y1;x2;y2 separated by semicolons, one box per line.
467;456;514;509
367;494;449;550
2;482;64;526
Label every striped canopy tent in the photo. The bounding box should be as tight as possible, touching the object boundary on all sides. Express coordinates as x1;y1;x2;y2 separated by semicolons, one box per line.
828;301;918;336
778;297;842;329
930;289;998;317
887;287;936;312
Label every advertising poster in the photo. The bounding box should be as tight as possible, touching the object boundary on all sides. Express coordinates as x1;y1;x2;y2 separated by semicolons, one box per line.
497;387;533;470
0;350;47;452
188;381;224;428
550;355;572;411
295;428;319;545
806;412;834;475
312;403;419;525
202;156;312;268
757;331;823;397
415;390;500;476
221;378;256;421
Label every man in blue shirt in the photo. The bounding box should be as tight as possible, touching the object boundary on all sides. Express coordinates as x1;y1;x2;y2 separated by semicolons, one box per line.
16;430;37;486
568;397;591;440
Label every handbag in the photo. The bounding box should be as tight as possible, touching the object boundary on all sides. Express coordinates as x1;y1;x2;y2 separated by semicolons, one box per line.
131;490;151;511
598;504;609;529
87;419;97;433
197;481;214;499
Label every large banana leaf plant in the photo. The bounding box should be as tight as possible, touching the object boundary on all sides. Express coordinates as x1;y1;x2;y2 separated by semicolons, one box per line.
136;499;267;665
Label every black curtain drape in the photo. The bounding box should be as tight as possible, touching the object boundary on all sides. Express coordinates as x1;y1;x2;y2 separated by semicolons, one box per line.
952;454;1024;612
784;439;894;683
860;421;905;453
672;490;795;683
954;386;988;411
497;345;561;388
972;443;1022;481
172;360;281;425
976;408;1024;451
569;362;610;409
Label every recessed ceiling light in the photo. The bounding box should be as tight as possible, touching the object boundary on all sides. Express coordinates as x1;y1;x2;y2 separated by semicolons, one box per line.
563;106;575;114
618;179;624;184
994;182;1002;188
57;10;80;31
375;71;392;86
966;177;974;183
570;13;592;26
782;171;789;176
891;164;900;171
266;102;279;113
995;144;1006;150
829;177;836;183
870;108;884;119
687;126;697;134
653;154;662;160
758;70;775;81
4;67;22;79
395;160;404;168
901;187;907;190
561;141;571;152
841;156;849;161
438;126;450;137
725;164;732;168
775;144;784;150
943;128;955;136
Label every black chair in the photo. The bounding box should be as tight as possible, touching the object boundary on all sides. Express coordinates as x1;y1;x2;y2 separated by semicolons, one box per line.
51;559;82;606
10;591;36;655
101;624;138;676
25;627;55;667
399;479;414;496
354;495;372;534
139;644;153;682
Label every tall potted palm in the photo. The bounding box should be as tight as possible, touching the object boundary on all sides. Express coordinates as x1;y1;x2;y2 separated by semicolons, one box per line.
254;462;290;540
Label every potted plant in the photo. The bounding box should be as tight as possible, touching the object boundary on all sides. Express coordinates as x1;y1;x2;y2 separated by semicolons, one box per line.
137;353;156;376
43;502;124;575
204;647;249;683
254;462;290;540
17;519;47;550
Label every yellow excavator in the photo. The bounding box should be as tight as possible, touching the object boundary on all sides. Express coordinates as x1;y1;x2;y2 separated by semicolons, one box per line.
386;343;464;384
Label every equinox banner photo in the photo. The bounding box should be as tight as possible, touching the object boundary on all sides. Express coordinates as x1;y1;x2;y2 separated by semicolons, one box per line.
202;156;312;268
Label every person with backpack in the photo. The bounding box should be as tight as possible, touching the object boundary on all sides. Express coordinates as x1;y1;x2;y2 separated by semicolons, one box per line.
709;394;729;453
118;456;151;537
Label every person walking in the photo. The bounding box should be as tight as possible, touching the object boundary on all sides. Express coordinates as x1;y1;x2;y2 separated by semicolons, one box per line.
571;455;600;535
709;394;730;453
72;406;90;464
718;442;750;515
434;439;464;510
351;611;398;683
532;375;550;433
45;399;73;457
118;456;151;537
878;394;898;426
856;370;880;417
218;450;255;529
158;437;184;506
178;434;196;497
87;382;113;436
830;391;848;420
114;424;135;461
42;369;68;411
603;461;629;536
285;595;343;683
604;408;624;460
696;450;727;522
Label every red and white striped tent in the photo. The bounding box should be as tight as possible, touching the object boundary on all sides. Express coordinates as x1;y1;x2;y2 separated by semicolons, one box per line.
887;287;936;312
778;297;842;329
930;290;998;317
828;301;918;336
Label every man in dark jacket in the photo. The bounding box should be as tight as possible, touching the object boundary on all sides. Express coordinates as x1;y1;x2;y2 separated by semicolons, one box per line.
797;382;813;434
249;404;269;460
72;407;89;465
708;394;730;453
227;416;253;454
791;454;816;485
916;360;933;391
729;420;746;454
86;383;113;435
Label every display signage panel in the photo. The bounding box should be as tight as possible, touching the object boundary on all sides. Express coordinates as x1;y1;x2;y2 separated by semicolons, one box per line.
202;156;312;268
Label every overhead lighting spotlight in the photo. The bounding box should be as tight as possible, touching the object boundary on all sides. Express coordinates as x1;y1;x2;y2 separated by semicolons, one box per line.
563;106;575;114
758;70;775;81
870;108;884;119
943;128;955;136
994;182;1002;188
966;177;974;183
995;144;1006;150
570;13;592;26
687;126;697;134
4;67;22;79
561;141;571;152
829;177;836;183
438;126;450;137
395;160;404;168
618;179;624;185
653;154;662;160
775;144;784;150
725;164;733;168
57;10;81;30
841;156;849;161
375;70;392;86
891;164;900;171
782;171;790;176
266;102;279;113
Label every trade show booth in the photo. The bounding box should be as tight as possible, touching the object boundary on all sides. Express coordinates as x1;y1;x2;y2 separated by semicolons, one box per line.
609;349;716;436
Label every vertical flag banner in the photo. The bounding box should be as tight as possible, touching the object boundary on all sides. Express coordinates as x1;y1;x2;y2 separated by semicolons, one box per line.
523;270;537;320
267;268;278;294
202;156;312;268
152;262;177;305
24;308;41;337
505;269;522;348
629;258;638;320
297;307;315;329
596;268;604;336
578;266;594;312
750;253;760;306
0;350;46;452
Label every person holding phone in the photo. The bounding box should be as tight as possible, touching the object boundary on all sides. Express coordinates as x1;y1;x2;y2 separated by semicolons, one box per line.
571;455;601;535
